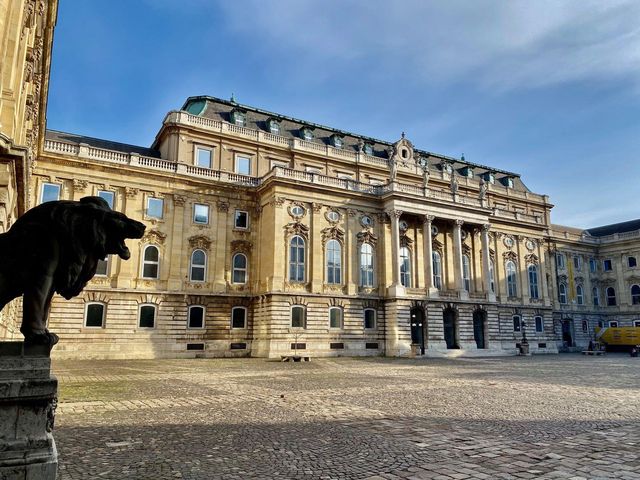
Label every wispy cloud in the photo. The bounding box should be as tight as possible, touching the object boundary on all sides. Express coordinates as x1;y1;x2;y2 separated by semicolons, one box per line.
217;0;640;91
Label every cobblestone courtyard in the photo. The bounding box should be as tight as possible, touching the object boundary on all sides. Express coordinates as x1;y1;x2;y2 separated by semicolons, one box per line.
52;355;640;480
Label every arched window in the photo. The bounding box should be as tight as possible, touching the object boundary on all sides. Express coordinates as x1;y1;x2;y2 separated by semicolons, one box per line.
363;308;376;329
592;287;599;306
631;285;640;305
558;283;567;304
400;246;411;288
84;302;106;328
582;320;588;332
528;265;539;299
462;255;471;292
512;315;521;332
190;249;206;282
432;251;442;290
329;307;343;329
142;245;160;279
576;284;584;305
231;306;247;329
606;287;616;306
326;239;342;284
489;259;495;293
506;261;517;297
232;253;247;284
289;236;305;282
360;243;374;287
291;305;306;328
188;305;205;329
138;304;156;328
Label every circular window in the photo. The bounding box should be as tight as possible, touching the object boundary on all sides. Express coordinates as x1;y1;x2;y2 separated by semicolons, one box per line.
526;239;536;251
361;215;373;227
326;210;340;223
399;220;409;231
503;236;514;248
431;225;439;236
291;205;305;217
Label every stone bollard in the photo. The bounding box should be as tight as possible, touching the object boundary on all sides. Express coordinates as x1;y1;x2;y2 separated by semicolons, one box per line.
0;342;58;479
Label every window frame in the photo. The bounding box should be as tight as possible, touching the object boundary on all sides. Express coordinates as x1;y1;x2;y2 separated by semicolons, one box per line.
325;239;342;285
534;315;543;333
231;306;247;329
95;256;109;277
329;306;343;329
40;182;61;204
146;196;164;220
231;252;248;285
433;251;443;290
558;283;567;304
631;284;640;305
187;305;206;329
609;321;618;328
195;145;213;169
512;315;521;332
84;302;106;328
97;190;115;210
628;256;637;268
289;235;306;283
589;258;597;273
141;245;160;280
556;253;565;269
573;256;582;271
138;303;157;329
400;246;412;288
462;254;471;292
291;305;306;329
190;249;207;283
363;308;376;330
506;261;518;297
193;203;210;225
576;284;584;305
234;210;249;230
592;286;600;306
359;243;374;288
603;259;613;271
528;264;539;299
606;287;616;306
235;154;251;176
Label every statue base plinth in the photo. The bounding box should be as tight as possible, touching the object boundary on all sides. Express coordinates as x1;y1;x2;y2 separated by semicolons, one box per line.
0;342;58;480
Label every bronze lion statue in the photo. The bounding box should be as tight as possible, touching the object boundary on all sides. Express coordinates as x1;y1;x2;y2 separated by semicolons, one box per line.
0;196;145;346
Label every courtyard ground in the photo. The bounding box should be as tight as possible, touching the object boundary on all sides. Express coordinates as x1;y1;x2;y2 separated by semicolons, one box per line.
52;354;640;480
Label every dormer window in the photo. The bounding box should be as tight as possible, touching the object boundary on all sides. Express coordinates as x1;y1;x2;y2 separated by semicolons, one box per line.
231;110;246;126
300;127;314;141
483;172;495;184
267;118;281;135
462;167;474;178
441;162;453;174
330;135;343;149
502;176;514;188
363;143;374;155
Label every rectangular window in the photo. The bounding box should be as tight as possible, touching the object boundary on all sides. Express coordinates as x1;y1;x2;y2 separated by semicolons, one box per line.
196;147;212;169
329;308;343;329
603;259;613;271
194;204;209;224
231;307;247;329
41;183;60;204
609;321;618;328
513;315;521;332
235;155;251;175
556;253;565;269
98;190;115;209
146;197;164;219
535;316;543;333
139;305;156;328
628;257;637;268
188;306;205;329
364;309;376;329
634;321;640;327
589;258;597;273
85;303;105;328
291;306;306;328
95;257;109;276
234;210;248;229
573;256;581;271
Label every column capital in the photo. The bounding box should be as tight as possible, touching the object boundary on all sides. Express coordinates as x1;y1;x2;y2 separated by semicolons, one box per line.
385;209;403;220
423;214;435;224
454;219;464;227
482;223;491;232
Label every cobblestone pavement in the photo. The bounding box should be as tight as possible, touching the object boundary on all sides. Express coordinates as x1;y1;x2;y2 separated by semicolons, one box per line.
52;355;640;480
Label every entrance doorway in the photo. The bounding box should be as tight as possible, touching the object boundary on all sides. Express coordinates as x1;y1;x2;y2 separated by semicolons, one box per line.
443;308;459;349
410;307;426;354
473;309;487;349
562;319;574;347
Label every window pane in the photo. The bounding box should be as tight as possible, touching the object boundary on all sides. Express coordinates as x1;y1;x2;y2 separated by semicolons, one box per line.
85;304;104;327
291;307;305;328
98;191;115;209
194;204;209;224
192;250;206;266
364;309;375;329
236;156;250;175
235;211;248;229
513;316;520;332
197;148;212;168
188;307;204;328
232;308;246;328
139;306;156;328
95;257;109;276
330;308;342;328
145;247;159;262
191;266;205;282
143;264;158;279
41;183;60;203
535;317;543;332
147;198;163;219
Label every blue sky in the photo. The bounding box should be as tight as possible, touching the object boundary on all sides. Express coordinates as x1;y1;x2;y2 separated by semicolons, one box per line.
47;0;640;228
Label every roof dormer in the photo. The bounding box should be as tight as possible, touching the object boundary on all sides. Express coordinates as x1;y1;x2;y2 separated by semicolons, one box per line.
230;109;246;126
330;134;344;149
299;126;315;141
390;133;415;163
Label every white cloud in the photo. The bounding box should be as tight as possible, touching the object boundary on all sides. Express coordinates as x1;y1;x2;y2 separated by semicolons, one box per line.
216;0;640;91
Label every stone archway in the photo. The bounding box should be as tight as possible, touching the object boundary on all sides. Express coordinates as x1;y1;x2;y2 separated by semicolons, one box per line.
443;307;459;349
473;309;488;349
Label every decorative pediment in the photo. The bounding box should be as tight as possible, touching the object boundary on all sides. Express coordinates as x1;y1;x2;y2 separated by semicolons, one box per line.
558;274;568;283
432;238;444;251
462;244;471;255
574;275;584;284
284;222;310;239
188;235;211;250
525;253;539;265
231;239;252;253
400;233;413;248
357;230;378;246
502;251;518;262
141;229;166;245
321;226;344;245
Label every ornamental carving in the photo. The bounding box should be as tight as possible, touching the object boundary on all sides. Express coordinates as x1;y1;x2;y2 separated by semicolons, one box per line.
141;229;167;245
231;239;252;253
184;281;211;290
400;233;413;248
284;222;310;239
311;203;323;213
502;251;518;262
284;281;309;292
125;187;139;198
525;253;539;265
188;235;212;250
173;195;186;207
462;244;471;255
73;179;88;193
323;284;345;294
274;196;286;208
357;230;378;246
433;238;444;251
217;200;229;212
321;226;344;246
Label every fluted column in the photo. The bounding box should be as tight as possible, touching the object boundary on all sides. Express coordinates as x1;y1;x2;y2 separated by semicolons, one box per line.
453;220;467;299
423;215;437;297
387;209;405;297
481;223;496;302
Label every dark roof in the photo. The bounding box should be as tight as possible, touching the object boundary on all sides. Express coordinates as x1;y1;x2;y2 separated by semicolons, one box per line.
586;219;640;237
181;95;528;190
46;130;160;158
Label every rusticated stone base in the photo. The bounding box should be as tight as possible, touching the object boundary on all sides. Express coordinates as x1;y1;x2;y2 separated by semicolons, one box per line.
0;342;58;479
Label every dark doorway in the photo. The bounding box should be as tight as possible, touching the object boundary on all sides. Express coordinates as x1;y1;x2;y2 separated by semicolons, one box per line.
443;308;459;349
410;307;425;354
562;319;574;347
473;309;487;349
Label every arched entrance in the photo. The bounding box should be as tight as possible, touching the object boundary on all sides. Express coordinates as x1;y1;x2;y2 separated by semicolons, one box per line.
443;307;459;349
562;319;574;347
473;309;487;349
410;307;426;354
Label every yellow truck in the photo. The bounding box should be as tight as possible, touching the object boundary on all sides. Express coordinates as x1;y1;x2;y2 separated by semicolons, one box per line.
595;326;640;350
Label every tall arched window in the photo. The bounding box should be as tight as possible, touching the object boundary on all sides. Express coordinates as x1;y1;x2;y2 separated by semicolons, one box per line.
631;285;640;305
400;246;411;288
360;243;374;287
289;236;305;282
489;259;495;293
558;283;567;304
432;251;442;289
576;284;584;305
506;261;517;297
462;255;471;291
606;287;616;306
592;287;599;306
142;245;160;279
190;249;206;282
326;239;342;284
232;253;247;284
528;265;539;299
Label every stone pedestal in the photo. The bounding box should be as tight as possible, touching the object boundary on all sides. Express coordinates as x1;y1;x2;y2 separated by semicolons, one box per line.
0;342;58;479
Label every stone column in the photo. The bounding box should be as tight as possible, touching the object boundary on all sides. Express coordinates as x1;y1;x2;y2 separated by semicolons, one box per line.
481;224;496;302
0;342;58;479
423;215;437;297
213;200;229;292
386;209;405;297
310;203;323;293
538;241;551;306
453;220;467;299
167;194;186;291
